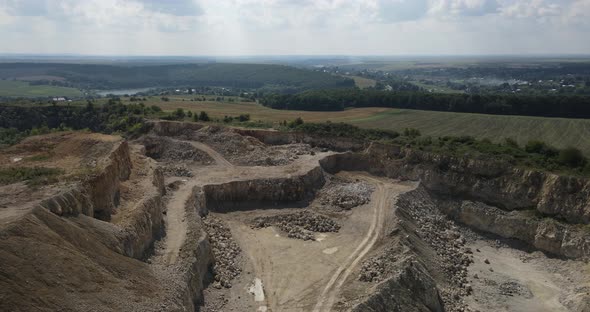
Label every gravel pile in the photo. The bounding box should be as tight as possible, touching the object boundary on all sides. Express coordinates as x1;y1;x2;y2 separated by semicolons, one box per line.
317;178;374;210
163;165;193;177
396;187;474;312
202;216;241;289
190;127;317;166
359;247;400;282
252;211;340;241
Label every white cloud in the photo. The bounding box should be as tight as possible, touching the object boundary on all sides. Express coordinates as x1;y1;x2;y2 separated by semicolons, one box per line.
0;0;588;55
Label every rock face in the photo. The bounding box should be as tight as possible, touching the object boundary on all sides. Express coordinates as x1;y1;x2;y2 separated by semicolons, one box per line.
88;140;132;220
38;140;133;220
322;142;590;225
235;128;366;152
353;259;444;312
202;166;325;213
320;143;590;259
442;200;590;259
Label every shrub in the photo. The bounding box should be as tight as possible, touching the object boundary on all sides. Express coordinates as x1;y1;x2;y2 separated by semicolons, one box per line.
403;128;421;138
558;147;587;168
525;140;558;157
199;111;210;122
504;138;519;148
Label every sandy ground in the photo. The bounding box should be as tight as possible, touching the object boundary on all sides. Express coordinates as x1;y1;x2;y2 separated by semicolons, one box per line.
466;239;590;312
202;173;413;312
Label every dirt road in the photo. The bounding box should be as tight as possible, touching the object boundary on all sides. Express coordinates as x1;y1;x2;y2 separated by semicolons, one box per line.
211;173;412;312
159;140;233;264
160;181;195;264
313;175;388;312
187;141;233;167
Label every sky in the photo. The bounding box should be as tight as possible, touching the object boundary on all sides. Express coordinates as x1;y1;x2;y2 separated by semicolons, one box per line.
0;0;589;56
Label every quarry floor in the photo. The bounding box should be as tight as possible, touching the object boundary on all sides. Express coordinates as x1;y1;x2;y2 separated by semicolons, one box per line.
203;173;414;312
3;128;589;312
156;136;590;312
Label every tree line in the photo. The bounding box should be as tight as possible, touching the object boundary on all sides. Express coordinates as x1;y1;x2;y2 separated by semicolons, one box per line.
260;89;590;118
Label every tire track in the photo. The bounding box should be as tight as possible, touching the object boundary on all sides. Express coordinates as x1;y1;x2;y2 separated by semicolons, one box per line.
313;176;388;312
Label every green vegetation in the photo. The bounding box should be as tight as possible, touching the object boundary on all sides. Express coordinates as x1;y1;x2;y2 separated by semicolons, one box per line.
0;167;64;186
348;109;590;155
0;63;354;92
286;119;590;175
285;121;399;141
0;99;159;146
0;80;82;98
261;88;590;118
348;76;377;89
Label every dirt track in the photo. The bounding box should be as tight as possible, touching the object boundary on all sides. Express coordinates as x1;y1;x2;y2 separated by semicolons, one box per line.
207;173;412;312
313;175;389;312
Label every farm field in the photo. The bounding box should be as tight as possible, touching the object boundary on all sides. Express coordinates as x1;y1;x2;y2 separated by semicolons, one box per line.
350;109;590;154
0;80;82;97
120;95;590;155
122;95;391;123
347;75;376;89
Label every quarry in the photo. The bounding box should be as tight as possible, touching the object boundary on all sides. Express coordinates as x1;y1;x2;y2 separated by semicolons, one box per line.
1;121;589;312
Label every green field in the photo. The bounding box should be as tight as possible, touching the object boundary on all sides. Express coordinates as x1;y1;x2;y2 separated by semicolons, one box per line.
114;95;590;155
349;109;590;154
0;80;82;97
348;75;377;89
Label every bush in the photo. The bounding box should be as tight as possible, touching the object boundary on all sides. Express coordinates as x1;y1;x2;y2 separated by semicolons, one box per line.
403;128;421;138
238;114;251;122
173;108;185;119
558;147;587;168
199;111;210;122
525;140;558;157
504;138;519;148
288;117;304;128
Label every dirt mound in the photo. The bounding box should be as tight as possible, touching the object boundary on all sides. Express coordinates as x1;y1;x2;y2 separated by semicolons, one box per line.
251;210;340;240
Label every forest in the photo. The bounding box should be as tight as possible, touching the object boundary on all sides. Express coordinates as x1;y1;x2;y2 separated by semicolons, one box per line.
0;63;354;91
261;88;590;118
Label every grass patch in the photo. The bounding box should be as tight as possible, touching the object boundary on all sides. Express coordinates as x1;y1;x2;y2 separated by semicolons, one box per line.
0;80;82;98
26;154;52;162
0;167;63;186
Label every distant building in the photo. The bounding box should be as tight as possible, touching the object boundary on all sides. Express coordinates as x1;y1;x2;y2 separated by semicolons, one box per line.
52;97;66;101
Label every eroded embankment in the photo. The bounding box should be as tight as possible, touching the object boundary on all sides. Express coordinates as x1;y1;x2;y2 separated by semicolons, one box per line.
0;140;169;311
319;144;590;260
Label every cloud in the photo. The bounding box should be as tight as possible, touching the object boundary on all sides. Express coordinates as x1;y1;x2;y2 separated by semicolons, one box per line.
500;0;562;18
0;0;588;55
376;0;430;23
429;0;500;17
139;0;202;16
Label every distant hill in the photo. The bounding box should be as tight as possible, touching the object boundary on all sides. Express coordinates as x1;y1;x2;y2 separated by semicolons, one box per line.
0;63;354;91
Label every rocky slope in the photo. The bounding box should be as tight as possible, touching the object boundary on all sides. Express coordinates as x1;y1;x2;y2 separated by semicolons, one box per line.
320;143;590;260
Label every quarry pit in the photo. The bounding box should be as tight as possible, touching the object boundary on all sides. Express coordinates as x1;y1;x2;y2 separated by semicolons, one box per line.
1;121;590;312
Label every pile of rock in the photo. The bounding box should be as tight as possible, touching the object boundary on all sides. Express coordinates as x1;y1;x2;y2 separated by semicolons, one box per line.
139;135;213;164
317;178;374;210
190;127;319;166
359;247;400;282
252;211;340;240
396;187;474;312
163;165;193;177
202;216;241;288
